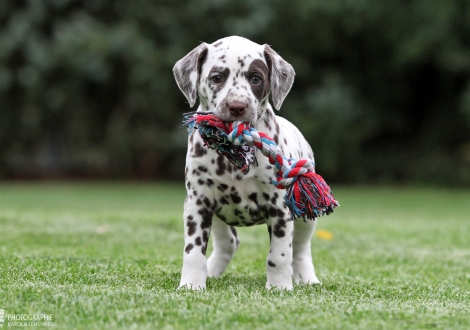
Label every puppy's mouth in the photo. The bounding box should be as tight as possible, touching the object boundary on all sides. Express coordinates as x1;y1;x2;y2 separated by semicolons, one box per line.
212;105;257;125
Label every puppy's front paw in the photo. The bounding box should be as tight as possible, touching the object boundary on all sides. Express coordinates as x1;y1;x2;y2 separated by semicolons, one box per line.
293;273;321;285
178;280;206;290
265;281;294;291
179;254;208;290
293;261;321;285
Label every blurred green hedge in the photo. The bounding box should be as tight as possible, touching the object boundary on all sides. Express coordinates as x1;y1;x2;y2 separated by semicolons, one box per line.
1;0;470;185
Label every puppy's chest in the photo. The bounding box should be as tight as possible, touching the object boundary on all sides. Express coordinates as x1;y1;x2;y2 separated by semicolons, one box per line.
211;176;286;227
187;151;287;226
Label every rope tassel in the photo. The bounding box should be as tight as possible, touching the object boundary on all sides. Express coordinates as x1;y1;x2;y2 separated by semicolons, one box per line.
183;111;339;220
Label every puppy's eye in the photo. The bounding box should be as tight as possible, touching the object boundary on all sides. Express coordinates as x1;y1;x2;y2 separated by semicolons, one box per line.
251;75;261;84
211;74;222;83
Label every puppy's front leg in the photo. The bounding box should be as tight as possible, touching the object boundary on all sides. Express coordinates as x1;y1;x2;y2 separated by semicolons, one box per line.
266;217;294;290
293;219;321;284
179;195;212;290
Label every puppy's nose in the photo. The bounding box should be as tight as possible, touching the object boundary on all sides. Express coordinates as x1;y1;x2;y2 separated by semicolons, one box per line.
228;101;246;117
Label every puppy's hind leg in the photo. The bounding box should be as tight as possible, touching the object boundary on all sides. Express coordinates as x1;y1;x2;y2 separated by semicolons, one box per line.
207;217;240;277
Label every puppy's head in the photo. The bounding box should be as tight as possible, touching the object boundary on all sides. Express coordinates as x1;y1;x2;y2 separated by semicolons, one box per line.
173;36;295;124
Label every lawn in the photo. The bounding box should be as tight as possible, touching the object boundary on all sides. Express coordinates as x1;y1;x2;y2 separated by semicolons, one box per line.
0;182;469;329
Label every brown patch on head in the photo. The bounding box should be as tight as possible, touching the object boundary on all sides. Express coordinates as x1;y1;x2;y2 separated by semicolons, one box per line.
245;59;270;102
208;66;230;93
197;48;208;74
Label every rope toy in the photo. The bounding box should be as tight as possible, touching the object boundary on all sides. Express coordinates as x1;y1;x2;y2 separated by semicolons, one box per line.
183;111;339;220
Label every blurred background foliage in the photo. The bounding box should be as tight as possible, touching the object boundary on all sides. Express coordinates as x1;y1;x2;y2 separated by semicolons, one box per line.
1;0;470;185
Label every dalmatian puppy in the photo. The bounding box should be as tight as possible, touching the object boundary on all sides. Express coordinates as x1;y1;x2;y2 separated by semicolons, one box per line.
173;36;321;290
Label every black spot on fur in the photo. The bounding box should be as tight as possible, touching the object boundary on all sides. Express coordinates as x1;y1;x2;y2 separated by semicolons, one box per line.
198;166;208;173
268;206;278;217
187;220;197;236
267;260;276;267
273;219;286;238
230;193;241;204
202;230;209;243
262;193;270;201
185;243;194;254
217;183;228;191
216;155;226;175
230;226;238;237
198;208;213;229
195;236;202;246
220;196;229;205
206;178;214;187
248;192;258;204
248;207;258;216
197;179;205;185
203;196;211;208
271;193;278;204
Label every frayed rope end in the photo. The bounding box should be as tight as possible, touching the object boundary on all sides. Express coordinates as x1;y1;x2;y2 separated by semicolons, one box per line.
285;171;339;220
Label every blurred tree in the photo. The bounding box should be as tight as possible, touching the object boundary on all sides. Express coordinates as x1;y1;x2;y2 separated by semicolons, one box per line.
0;0;469;185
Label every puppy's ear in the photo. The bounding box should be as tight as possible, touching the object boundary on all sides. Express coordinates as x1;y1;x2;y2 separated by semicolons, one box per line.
264;45;295;110
173;43;209;107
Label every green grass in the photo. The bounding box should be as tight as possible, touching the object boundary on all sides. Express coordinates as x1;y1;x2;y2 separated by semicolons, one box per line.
0;183;469;329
